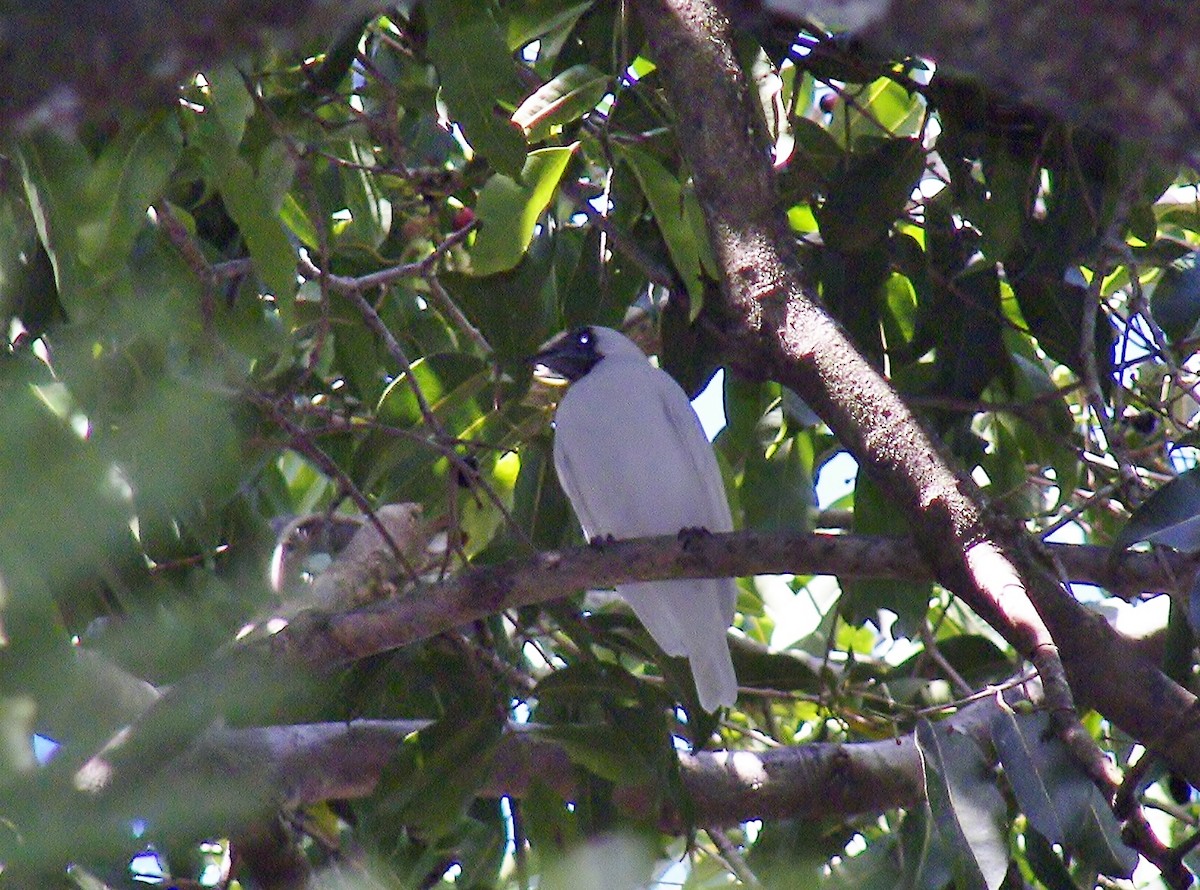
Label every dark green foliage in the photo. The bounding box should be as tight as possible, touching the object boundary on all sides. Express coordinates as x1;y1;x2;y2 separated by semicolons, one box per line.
0;8;1197;889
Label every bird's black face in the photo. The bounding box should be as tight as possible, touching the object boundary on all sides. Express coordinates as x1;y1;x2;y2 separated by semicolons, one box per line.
529;326;602;382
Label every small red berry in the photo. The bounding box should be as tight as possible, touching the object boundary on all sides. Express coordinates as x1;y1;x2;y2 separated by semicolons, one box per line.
819;93;838;114
452;207;476;230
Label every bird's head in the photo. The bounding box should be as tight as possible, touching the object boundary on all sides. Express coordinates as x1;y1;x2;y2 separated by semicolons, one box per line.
529;326;644;383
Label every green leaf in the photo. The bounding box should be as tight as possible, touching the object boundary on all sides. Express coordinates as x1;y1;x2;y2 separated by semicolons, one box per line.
742;432;815;532
1024;828;1082;890
1010;269;1113;389
818;243;889;366
937;263;1007;400
512;65;610;142
472;144;578;275
279;193;320;251
715;376;775;468
506;0;594;48
532;723;653;785
18;133;94;302
0;696;36;778
978;145;1033;262
338;140;392;250
77;112;182;270
1000;330;1077;504
995;712;1136;878
17;116;178;311
991;708;1068;846
373;709;506;840
846;77;926;142
559;226;646;330
778;115;843;205
741;41;794;171
511;435;572;550
617;144;707;309
520;780;581;869
916;718;1010;890
205;64;255;147
1151;250;1200;343
842;471;931;634
899;803;956;890
305;16;371;94
367;352;492;500
441;232;557;362
426;0;528;178
192;105;297;316
815;137;925;252
1115;466;1200;552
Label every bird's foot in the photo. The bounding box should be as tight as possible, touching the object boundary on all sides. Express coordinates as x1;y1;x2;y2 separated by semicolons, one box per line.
589;533;618;549
677;526;713;550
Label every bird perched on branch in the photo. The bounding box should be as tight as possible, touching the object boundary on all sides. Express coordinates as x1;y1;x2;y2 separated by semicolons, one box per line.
531;326;738;712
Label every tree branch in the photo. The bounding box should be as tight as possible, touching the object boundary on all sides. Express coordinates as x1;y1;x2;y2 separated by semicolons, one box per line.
629;0;1200;790
74;524;1200;829
271;531;1196;668
170;718;923;827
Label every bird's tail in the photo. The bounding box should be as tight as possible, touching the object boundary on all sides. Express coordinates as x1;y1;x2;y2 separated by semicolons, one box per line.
618;578;738;713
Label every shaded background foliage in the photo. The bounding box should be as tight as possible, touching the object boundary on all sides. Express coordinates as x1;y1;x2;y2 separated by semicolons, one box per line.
2;1;1200;888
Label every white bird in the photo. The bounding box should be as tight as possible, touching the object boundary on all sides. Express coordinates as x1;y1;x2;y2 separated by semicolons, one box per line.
532;326;738;712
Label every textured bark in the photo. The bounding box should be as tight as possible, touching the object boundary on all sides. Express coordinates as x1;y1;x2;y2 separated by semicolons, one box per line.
171;718;923;826
77;527;1199;802
631;0;1200;786
276;532;1194;666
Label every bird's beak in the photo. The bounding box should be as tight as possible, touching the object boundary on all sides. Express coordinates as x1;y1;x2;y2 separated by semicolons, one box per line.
527;333;591;385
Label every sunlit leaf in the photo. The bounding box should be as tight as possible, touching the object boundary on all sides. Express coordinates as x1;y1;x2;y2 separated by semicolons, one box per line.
617;144;707;309
512;65;609;141
472;144;578;274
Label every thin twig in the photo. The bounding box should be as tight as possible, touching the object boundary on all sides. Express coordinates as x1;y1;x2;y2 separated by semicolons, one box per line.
296;223;476;294
1080;171;1147;495
154;202;218;328
706;827;762;887
425;273;492;355
560;178;676;288
919;623;974;698
257;396;418;579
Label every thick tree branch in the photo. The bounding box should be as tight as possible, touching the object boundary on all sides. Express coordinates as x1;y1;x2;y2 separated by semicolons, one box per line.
161;680;1042;829
78;528;1200;802
630;0;1200;787
272;531;1196;667
170;718;922;827
6;1;1200;160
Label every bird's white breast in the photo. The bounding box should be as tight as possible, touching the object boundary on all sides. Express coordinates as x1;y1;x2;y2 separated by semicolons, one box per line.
552;357;731;540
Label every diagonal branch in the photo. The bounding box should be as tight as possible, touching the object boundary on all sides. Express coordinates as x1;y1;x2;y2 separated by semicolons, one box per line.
629;0;1200;789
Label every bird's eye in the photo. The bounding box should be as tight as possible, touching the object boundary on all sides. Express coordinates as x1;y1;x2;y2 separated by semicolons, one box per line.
577;330;590;345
